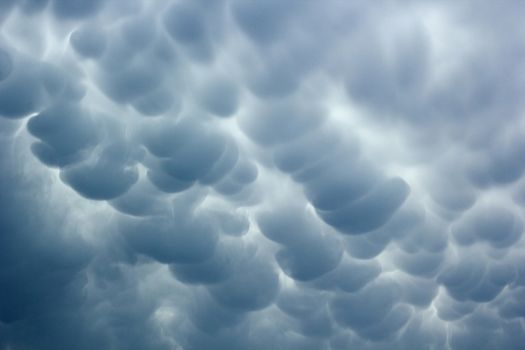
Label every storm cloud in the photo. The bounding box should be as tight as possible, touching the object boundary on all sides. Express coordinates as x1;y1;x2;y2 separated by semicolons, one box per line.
1;1;525;349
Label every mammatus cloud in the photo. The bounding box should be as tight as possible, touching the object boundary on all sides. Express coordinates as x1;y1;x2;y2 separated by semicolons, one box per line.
1;1;525;349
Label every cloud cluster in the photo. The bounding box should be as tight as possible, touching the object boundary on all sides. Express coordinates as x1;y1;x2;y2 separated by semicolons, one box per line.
1;0;525;349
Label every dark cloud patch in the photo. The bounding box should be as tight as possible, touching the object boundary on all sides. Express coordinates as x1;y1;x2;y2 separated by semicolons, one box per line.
245;58;302;98
393;249;444;278
97;59;164;104
208;253;279;311
211;156;259;198
344;26;430;122
159;131;226;182
452;205;522;248
121;197;219;264
399;315;447;350
52;0;105;19
318;177;410;234
303;159;380;211
70;26;107;59
120;16;157;51
60;142;139;200
468;130;525;187
426;169;477;213
132;87;178;116
198;139;240;185
163;1;214;62
0;59;46;119
400;276;438;308
186;290;245;334
311;256;381;293
140;117;245;196
344;231;390;260
0;130;100;349
109;177;167;216
272;128;343;174
197;76;239;117
229;159;258;184
239;98;326;146
499;287;525;320
210;209;250;237
27;102;99;167
39;63;87;101
274;235;342;282
438;254;510;304
230;0;298;45
18;0;49;14
147;165;194;193
330;278;406;339
258;205;343;281
170;238;247;285
141;118;200;158
0;59;86;120
0;48;13;81
277;286;334;338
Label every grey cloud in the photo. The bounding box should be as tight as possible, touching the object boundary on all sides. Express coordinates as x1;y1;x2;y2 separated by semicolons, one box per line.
468;130;525;187
344;232;391;260
311;256;382;293
98;58;164;104
1;0;525;349
163;1;215;62
452;205;523;248
133;87;179;117
0;128;98;349
277;286;334;338
196;76;239;118
147;165;194;193
275;235;342;282
186;290;245;334
258;205;343;281
120;16;158;51
437;253;513;304
159;132;226;182
239;97;326;146
170;237;246;285
231;0;297;45
318;177;410;234
70;25;107;59
399;275;439;308
109;177;168;216
302;157;380;211
0;48;13;81
330;278;405;338
60;142;139;200
208;252;279;311
0;57;46;118
27;102;99;167
121;209;219;264
139;117;243;191
52;0;106;19
20;0;48;14
272;128;343;174
210;209;249;237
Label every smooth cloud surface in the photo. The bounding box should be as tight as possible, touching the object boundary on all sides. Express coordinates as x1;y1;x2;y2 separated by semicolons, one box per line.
1;1;525;349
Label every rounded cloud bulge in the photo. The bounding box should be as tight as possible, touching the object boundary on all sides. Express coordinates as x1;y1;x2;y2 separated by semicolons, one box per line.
1;0;525;349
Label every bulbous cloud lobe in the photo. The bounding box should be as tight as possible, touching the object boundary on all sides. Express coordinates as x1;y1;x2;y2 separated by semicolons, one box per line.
1;0;525;349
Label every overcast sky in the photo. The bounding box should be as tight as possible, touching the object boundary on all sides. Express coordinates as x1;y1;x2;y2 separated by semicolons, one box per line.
1;1;525;349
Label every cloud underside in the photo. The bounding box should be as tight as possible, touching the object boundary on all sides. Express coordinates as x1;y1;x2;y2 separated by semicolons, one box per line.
1;1;525;349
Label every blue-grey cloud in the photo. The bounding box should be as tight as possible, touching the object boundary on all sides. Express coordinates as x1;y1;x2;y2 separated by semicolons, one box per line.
1;0;525;349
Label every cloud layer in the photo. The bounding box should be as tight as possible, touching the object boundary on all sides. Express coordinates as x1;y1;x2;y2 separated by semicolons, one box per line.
1;1;525;349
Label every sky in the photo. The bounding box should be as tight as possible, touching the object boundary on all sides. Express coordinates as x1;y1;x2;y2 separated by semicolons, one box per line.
1;0;525;349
